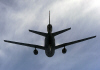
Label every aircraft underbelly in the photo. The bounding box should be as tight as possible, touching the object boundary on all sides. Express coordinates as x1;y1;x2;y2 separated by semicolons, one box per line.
45;42;55;57
45;47;55;57
45;34;55;57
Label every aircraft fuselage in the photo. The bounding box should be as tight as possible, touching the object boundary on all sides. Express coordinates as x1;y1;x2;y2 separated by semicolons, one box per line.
45;33;55;57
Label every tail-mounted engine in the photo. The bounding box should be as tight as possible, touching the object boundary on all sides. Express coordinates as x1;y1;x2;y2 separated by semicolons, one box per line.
47;24;52;33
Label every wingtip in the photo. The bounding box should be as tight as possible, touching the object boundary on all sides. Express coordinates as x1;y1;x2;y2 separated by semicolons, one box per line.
68;27;71;30
29;30;31;32
91;36;96;38
94;36;96;37
4;40;7;42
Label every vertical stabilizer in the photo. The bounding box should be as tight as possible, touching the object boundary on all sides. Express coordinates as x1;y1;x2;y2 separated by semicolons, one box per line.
49;11;50;24
47;11;52;33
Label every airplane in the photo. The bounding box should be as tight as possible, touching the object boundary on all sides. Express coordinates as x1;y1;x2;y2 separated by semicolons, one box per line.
4;11;96;57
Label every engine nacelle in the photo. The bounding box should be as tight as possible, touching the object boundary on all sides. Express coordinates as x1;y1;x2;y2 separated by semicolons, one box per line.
33;49;38;55
62;48;67;54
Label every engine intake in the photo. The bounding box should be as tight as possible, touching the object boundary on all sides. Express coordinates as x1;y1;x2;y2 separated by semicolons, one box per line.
33;49;38;55
62;47;67;54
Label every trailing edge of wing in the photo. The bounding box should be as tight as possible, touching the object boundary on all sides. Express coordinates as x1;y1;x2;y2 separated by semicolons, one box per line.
52;28;71;36
55;36;96;49
29;30;47;37
4;40;45;50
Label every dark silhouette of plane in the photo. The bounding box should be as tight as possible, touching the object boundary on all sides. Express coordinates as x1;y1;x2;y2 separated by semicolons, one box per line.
4;11;96;57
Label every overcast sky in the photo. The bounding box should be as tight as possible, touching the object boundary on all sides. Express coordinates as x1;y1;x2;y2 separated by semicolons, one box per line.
0;0;100;70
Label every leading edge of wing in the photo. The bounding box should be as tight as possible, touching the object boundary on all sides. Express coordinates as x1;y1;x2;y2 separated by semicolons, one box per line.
4;40;45;50
55;36;96;49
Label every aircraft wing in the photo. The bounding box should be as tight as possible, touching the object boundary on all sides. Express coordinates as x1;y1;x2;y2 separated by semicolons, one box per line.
4;40;45;50
55;36;96;49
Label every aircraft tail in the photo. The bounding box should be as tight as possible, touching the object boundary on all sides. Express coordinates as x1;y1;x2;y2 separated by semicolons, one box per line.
52;28;71;36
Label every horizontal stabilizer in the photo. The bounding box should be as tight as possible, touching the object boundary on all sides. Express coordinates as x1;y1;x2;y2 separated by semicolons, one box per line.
52;28;71;36
29;30;47;37
4;40;45;50
55;36;96;49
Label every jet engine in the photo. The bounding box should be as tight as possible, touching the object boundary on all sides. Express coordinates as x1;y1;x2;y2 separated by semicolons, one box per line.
62;47;67;54
33;49;38;55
